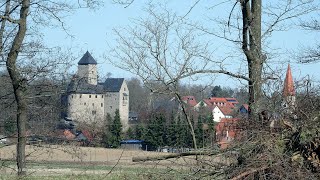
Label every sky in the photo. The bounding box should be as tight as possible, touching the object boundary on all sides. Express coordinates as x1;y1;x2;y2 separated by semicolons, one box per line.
43;0;319;89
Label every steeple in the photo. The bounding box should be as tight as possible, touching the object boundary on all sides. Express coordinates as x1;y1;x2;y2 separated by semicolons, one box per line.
282;64;295;110
283;64;295;97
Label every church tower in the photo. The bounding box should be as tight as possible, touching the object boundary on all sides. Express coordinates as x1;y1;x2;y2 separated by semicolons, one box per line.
77;51;97;85
283;64;295;110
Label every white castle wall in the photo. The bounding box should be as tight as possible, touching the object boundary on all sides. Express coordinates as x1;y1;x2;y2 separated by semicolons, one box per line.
68;93;105;124
77;64;97;85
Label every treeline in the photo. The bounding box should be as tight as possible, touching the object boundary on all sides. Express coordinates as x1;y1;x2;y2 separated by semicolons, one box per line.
100;109;215;150
126;77;248;122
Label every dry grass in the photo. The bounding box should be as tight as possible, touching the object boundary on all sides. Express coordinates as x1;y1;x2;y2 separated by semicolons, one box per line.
0;145;171;164
0;145;208;179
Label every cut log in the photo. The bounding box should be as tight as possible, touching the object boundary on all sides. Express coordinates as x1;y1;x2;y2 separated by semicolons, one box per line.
132;151;221;162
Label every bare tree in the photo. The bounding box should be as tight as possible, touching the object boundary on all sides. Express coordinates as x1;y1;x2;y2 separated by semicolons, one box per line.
109;5;221;149
299;18;320;63
0;0;99;176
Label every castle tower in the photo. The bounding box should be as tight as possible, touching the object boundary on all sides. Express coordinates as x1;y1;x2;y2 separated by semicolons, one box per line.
77;51;97;85
283;64;295;110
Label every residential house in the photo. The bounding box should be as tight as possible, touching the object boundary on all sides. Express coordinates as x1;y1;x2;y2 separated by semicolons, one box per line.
63;51;129;131
239;104;249;114
212;105;234;122
215;118;239;149
194;97;237;122
181;96;198;107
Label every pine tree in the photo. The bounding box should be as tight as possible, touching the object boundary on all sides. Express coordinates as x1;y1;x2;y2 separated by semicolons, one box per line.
110;109;122;147
135;124;145;140
176;115;193;148
145;113;166;150
126;127;135;139
195;114;204;148
101;113;113;147
166;112;177;147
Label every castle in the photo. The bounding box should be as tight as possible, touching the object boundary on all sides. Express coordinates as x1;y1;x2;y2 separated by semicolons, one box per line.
64;51;129;131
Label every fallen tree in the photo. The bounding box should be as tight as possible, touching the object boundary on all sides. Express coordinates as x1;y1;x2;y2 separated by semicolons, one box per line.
132;150;222;162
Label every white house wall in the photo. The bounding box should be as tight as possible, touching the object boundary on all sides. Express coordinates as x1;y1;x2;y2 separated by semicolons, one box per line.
212;106;225;122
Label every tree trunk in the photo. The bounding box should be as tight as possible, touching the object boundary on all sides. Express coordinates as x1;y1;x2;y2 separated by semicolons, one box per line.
248;60;263;119
5;0;30;176
241;0;263;120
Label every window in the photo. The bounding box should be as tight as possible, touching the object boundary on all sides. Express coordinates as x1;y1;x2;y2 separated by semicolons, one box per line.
84;102;86;105
92;110;96;115
71;95;73;98
95;95;97;98
92;103;94;106
92;71;94;74
101;103;103;107
89;95;91;98
124;88;126;91
80;95;82;98
102;95;104;98
110;106;112;109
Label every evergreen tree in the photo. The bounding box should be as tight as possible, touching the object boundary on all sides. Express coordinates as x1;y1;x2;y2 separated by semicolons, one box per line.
145;113;166;150
135;124;145;140
101;113;113;147
166;112;177;147
176;115;193;148
195;114;204;148
126;127;135;139
110;109;122;147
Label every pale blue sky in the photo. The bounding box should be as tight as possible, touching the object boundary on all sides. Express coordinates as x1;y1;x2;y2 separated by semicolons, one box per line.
43;0;319;88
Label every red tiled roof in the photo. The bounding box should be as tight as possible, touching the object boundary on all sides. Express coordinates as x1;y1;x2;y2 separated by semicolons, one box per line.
203;97;238;107
208;97;228;103
215;118;239;149
64;130;76;140
182;96;198;107
82;130;93;141
219;106;234;116
215;118;239;133
283;64;295;96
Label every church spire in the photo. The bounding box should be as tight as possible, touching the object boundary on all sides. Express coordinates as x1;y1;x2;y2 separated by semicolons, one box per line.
283;64;295;97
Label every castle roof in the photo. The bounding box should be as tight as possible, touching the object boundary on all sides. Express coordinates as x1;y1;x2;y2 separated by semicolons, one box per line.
283;64;295;96
78;51;97;65
67;75;104;94
103;78;125;92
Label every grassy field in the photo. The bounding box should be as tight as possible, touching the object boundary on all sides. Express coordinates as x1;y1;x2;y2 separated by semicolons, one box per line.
0;145;213;179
